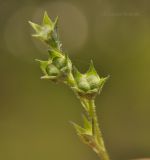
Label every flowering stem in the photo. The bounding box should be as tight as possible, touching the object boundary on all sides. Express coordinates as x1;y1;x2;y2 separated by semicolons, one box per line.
65;66;110;160
29;11;110;160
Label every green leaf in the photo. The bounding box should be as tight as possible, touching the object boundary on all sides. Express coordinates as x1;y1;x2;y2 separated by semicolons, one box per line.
43;11;53;26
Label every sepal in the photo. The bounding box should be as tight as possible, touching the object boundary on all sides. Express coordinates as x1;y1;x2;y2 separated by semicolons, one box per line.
43;11;53;26
28;21;41;32
35;59;51;75
86;60;99;77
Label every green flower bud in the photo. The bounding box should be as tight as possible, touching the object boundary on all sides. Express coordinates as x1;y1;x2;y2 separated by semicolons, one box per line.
78;77;91;92
72;61;108;99
53;57;66;69
46;64;59;76
86;75;100;90
36;49;72;82
29;12;60;48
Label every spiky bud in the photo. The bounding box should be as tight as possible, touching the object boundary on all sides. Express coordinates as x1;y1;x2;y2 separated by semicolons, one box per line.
72;61;109;99
29;12;61;49
36;49;72;82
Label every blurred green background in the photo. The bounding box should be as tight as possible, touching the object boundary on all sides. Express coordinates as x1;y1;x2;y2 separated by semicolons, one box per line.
0;0;150;160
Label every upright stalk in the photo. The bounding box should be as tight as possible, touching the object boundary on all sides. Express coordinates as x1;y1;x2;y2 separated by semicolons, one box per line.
88;100;110;160
29;11;110;160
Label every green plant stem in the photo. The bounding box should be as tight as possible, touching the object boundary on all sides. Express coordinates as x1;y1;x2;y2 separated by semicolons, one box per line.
88;100;110;160
30;12;111;160
66;72;110;160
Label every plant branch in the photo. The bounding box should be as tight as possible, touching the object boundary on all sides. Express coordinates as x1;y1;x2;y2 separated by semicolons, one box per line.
88;100;110;160
29;11;110;160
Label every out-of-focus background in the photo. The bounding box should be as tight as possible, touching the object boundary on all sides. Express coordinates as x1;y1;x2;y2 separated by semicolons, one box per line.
0;0;150;160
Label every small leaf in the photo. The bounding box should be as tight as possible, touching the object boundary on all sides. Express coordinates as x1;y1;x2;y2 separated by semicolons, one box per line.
43;11;53;26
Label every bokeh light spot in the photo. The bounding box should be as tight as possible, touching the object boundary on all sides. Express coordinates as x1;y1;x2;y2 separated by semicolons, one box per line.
4;6;40;61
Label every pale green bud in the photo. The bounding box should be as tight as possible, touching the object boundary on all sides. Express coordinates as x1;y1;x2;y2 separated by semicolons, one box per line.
72;61;108;99
29;12;60;49
53;57;66;69
46;64;59;76
78;78;91;92
36;49;72;82
86;75;100;90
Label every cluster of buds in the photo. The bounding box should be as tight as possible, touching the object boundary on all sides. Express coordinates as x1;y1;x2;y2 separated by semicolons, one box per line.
29;12;110;160
29;12;108;97
29;12;72;82
72;61;109;99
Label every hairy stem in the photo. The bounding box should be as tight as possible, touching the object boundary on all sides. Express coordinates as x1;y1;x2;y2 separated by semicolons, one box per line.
88;100;110;160
66;72;110;160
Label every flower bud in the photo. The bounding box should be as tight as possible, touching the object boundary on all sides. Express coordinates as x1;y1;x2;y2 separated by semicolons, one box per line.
78;77;91;92
46;64;59;76
53;57;66;69
36;49;72;82
29;12;60;49
72;61;109;99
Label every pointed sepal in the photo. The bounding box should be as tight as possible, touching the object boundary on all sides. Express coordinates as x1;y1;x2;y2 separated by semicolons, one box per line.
28;21;41;33
73;67;83;81
43;11;53;26
48;49;63;59
86;60;99;77
35;59;51;75
98;75;110;94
